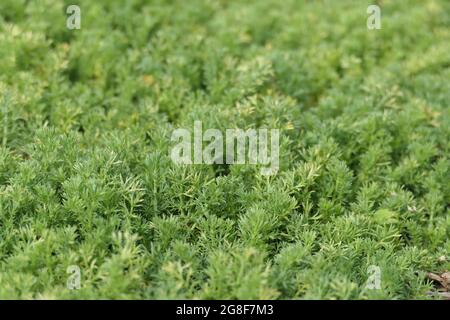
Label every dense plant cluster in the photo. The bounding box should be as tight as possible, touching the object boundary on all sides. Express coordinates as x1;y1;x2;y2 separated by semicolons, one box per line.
0;0;449;299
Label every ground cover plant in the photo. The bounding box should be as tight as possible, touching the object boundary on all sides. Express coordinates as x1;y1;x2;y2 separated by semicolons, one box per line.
0;0;449;299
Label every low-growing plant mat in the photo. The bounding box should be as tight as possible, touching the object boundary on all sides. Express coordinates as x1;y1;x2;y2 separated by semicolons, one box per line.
0;0;449;299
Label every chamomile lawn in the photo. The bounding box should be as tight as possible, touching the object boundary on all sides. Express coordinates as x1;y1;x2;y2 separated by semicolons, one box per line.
0;0;449;299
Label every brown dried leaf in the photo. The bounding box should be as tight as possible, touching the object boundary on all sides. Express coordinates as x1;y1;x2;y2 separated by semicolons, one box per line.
427;272;450;291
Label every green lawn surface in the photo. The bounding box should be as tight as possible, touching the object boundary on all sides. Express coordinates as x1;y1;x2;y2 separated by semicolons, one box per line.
0;0;449;299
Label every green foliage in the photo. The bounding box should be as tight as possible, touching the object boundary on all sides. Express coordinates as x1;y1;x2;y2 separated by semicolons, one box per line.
0;0;449;299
